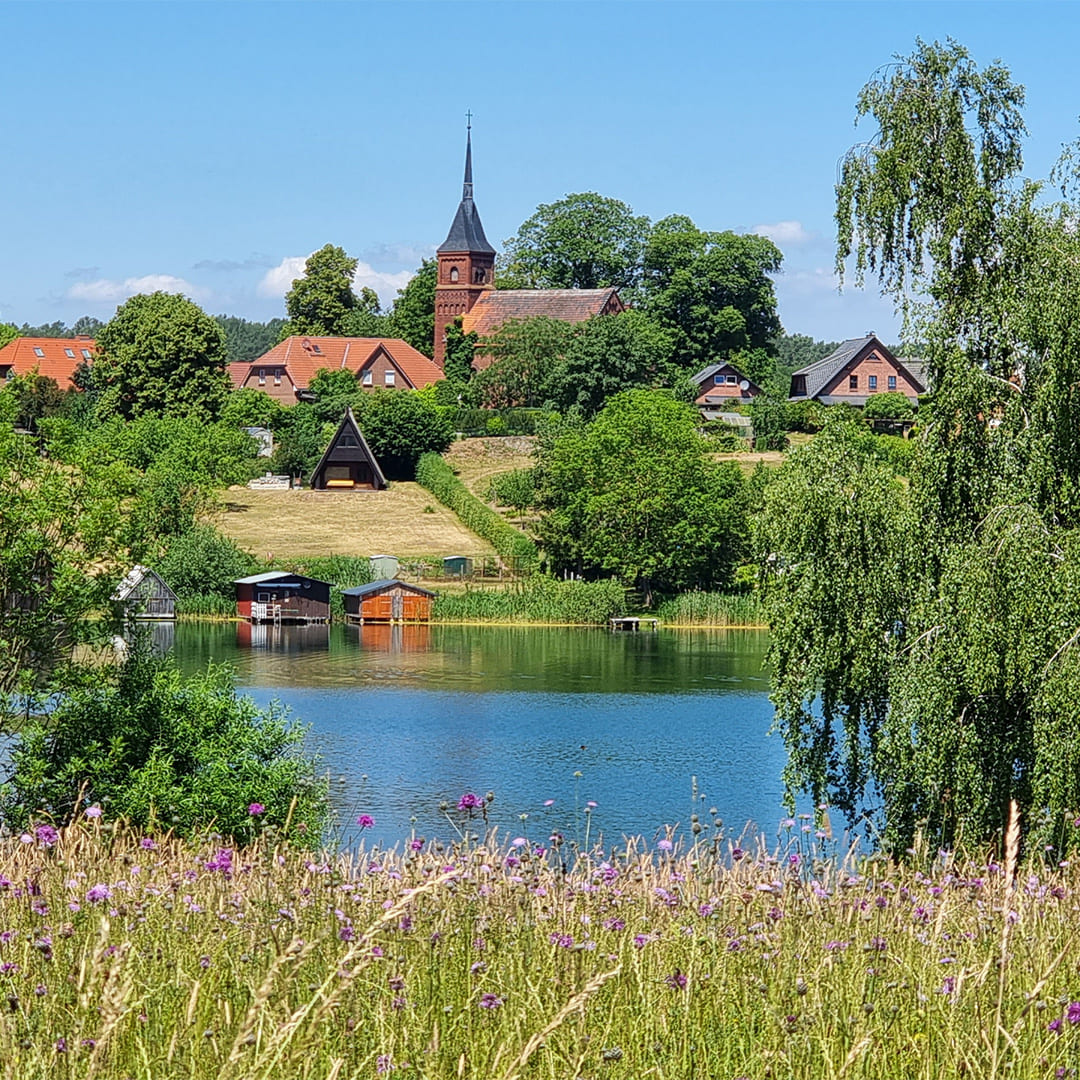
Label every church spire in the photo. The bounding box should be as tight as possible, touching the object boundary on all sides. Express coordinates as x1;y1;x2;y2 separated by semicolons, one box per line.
438;117;495;255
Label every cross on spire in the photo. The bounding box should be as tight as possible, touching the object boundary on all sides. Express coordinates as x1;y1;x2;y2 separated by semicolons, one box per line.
466;109;473;129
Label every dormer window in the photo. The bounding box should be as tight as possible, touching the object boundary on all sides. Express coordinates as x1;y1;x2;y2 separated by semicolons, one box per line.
81;349;91;359
33;347;44;358
450;267;459;283
64;348;75;358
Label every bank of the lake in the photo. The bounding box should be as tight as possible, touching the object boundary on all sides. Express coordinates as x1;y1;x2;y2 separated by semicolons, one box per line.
167;621;785;851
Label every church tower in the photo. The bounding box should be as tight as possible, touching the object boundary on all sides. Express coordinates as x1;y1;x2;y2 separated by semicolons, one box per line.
434;121;496;368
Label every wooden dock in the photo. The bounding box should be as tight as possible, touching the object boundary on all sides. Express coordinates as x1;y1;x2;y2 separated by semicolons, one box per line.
609;617;660;632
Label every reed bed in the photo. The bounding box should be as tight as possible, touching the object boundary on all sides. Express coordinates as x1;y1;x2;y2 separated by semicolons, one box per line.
2;816;1080;1079
432;578;625;624
174;593;235;618
656;590;766;627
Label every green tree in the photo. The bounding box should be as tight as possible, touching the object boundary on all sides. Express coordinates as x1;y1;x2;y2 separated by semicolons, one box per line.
341;286;391;337
862;391;915;420
443;319;478;383
215;315;286;363
3;373;72;432
471;317;574;408
0;323;17;350
220;387;287;431
354;390;454;479
386;258;437;357
643;216;783;373
282;244;360;337
271;404;324;481
94;293;230;421
156;525;256;599
500;193;651;293
0;397;131;700
4;647;329;846
547;309;677;416
535;390;747;604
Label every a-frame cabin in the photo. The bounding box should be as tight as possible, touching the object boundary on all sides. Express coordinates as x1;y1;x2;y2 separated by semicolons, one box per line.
309;408;388;490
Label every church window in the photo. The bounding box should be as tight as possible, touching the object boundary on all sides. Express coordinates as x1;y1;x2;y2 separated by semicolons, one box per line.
450;267;459;283
474;266;486;284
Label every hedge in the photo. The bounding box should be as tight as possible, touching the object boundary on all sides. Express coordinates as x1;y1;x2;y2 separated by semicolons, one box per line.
415;453;539;573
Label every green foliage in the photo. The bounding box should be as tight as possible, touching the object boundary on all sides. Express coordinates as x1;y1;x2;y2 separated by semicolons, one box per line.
416;453;539;572
642;216;783;373
3;647;329;845
354;391;454;479
786;399;828;433
440;407;547;436
863;391;915;420
155;526;257;600
282;554;372;616
94;292;230;421
173;593;235;617
472;317;574;408
433;577;624;624
443;320;478;383
0;398;131;697
487;468;536;523
15;316;103;339
219;387;287;431
0;323;17;350
386;258;437;358
282;244;361;337
534;391;749;602
654;591;765;627
1;372;73;432
747;395;790;451
340;287;390;337
271;404;324;480
772;333;838;380
499;192;651;294
214;315;286;364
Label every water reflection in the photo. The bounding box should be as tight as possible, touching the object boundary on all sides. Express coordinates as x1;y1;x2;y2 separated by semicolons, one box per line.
171;622;784;849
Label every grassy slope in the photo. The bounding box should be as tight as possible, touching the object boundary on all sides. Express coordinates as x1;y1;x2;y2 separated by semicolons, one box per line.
443;435;535;497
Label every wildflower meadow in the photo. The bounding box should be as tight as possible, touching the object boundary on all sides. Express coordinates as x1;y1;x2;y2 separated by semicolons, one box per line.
0;806;1077;1079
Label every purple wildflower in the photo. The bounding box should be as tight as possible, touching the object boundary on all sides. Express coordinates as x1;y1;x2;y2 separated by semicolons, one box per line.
248;803;265;816
1049;1018;1063;1033
84;806;102;819
35;824;58;847
665;969;688;991
478;992;502;1010
140;838;157;849
55;1038;67;1053
86;884;111;903
409;839;424;851
457;792;484;812
657;839;673;852
1069;1001;1080;1025
356;814;375;829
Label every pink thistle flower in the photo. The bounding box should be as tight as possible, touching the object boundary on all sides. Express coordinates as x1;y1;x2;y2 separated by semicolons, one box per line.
356;814;375;829
248;803;265;816
84;806;102;819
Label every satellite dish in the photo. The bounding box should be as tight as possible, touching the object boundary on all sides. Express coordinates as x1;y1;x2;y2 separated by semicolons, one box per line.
739;380;750;391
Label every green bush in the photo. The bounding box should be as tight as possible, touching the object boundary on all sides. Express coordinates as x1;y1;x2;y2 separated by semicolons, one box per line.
2;648;329;846
440;407;547;436
156;526;257;600
787;399;828;433
433;577;625;623
174;593;235;617
863;391;915;420
655;590;765;626
416;453;539;572
285;554;373;616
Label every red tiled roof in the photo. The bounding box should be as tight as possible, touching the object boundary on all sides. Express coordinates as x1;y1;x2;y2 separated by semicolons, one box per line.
462;288;623;339
237;336;443;392
0;337;95;387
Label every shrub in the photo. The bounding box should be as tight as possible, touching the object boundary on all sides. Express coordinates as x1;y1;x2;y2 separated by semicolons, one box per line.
285;554;373;616
155;526;257;600
2;647;329;846
416;453;539;572
863;391;915;420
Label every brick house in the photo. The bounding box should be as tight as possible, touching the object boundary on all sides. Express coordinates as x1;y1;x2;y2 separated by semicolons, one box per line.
0;336;94;388
433;126;624;369
788;334;928;406
691;361;762;415
231;336;443;404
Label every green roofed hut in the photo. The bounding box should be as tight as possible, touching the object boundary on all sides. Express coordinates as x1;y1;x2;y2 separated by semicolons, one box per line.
342;580;435;624
235;572;333;624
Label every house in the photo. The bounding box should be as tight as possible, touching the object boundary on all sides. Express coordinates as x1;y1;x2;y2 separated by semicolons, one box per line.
341;580;435;623
308;408;387;491
0;336;94;388
230;336;443;404
111;566;177;620
433;126;624;369
788;334;928;406
691;362;762;418
234;572;333;623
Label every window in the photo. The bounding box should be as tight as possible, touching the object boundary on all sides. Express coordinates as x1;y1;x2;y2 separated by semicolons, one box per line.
311;343;322;355
888;375;897;390
868;375;877;390
362;370;373;386
64;348;75;358
273;373;281;386
714;374;724;385
849;374;858;390
473;266;486;284
384;370;396;386
258;368;266;386
33;347;44;358
450;267;459;283
81;349;91;359
726;375;737;384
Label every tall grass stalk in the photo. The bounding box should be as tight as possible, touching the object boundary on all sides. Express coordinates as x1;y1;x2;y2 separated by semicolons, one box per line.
655;590;766;626
4;821;1080;1078
433;578;624;624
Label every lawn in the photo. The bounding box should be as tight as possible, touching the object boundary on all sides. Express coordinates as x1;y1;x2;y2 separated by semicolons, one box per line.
215;485;496;560
443;436;535;498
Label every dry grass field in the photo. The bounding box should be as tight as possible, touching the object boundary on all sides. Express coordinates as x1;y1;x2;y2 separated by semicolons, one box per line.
215;484;496;559
444;435;536;496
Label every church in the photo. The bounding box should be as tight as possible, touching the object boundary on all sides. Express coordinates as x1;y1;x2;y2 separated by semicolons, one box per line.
432;126;624;369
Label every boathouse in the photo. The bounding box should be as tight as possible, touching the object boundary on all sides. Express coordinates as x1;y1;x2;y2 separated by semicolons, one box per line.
234;572;333;624
112;566;177;620
309;408;387;491
341;580;435;624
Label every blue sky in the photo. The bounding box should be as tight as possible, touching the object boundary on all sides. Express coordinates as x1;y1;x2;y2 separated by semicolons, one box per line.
2;1;1078;342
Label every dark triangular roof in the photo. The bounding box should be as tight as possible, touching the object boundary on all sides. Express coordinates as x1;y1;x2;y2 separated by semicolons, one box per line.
789;334;927;400
309;408;388;490
438;127;495;254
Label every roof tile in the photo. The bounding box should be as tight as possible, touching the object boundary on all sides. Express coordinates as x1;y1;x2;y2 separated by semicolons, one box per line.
0;337;94;387
462;288;623;339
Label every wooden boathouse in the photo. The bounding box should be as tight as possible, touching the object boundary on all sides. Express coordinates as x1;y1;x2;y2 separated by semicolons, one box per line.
112;566;177;620
341;580;435;624
235;572;333;624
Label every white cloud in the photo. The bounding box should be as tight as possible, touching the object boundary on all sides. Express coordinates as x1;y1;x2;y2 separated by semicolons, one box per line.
257;255;415;309
752;220;813;246
782;266;840;295
67;274;208;303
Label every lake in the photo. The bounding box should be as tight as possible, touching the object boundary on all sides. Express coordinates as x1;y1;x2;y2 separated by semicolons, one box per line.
167;622;787;851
